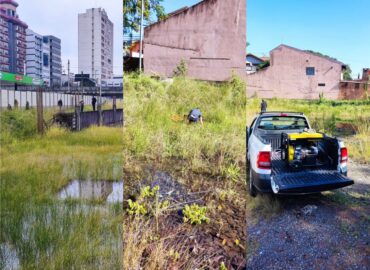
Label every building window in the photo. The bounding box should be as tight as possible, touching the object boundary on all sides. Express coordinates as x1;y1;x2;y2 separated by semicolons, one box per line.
43;53;49;66
318;83;325;87
306;67;315;76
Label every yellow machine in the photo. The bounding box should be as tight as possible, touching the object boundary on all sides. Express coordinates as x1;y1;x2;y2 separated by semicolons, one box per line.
281;132;324;168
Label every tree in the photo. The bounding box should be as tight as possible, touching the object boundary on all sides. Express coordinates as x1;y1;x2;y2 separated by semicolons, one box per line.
342;66;352;80
123;0;166;32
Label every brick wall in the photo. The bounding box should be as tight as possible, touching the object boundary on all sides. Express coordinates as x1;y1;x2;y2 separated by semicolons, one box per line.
338;81;368;100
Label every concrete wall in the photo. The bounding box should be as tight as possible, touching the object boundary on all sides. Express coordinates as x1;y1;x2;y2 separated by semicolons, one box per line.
246;45;343;99
144;0;246;81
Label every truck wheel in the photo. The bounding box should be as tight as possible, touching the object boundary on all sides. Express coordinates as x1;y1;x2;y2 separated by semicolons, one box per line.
248;163;257;197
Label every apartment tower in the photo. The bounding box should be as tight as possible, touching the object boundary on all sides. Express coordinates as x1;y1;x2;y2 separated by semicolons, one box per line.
0;0;27;75
78;8;113;84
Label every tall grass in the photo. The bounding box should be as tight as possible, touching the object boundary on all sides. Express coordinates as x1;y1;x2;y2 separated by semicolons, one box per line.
123;74;246;176
0;109;123;268
123;74;247;269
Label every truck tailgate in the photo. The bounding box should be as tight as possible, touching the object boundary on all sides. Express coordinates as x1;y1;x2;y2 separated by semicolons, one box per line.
271;170;354;194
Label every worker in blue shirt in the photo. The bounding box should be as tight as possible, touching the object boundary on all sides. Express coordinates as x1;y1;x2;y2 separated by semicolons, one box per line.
187;108;203;125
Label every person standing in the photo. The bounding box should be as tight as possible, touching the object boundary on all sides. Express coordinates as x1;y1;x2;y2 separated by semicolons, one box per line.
58;99;63;111
92;96;97;111
261;99;267;113
79;100;84;112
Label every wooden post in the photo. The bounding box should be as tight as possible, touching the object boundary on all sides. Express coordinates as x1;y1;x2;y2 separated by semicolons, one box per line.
36;87;44;134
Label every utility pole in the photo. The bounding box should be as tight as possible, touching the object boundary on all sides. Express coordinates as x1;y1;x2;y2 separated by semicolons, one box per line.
67;59;70;92
139;0;144;73
36;87;44;134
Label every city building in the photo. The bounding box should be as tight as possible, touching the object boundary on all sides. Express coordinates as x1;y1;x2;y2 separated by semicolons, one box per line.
143;0;246;81
25;29;43;80
246;44;348;99
0;0;27;75
78;8;114;85
25;30;61;86
43;35;61;86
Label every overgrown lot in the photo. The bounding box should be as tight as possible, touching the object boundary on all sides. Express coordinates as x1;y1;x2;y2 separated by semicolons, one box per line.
123;74;247;269
0;109;122;269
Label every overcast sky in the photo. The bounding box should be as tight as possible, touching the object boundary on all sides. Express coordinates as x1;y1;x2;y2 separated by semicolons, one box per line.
18;0;122;75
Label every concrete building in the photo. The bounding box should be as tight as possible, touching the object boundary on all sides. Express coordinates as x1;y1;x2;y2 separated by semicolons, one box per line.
25;30;61;86
78;8;114;85
41;37;50;85
246;44;347;99
25;29;43;80
0;0;27;75
144;0;246;81
43;35;61;86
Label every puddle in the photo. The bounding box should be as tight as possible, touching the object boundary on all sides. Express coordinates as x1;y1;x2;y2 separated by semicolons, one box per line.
0;243;20;270
58;180;123;203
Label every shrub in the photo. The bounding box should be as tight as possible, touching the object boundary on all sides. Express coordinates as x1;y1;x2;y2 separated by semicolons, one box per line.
173;59;188;77
183;204;210;225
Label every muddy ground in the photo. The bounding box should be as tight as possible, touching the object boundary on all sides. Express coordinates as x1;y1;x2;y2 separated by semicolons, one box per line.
247;161;370;270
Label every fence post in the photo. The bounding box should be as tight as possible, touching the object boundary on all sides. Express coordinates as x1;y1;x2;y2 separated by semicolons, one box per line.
113;96;116;124
36;87;44;134
75;104;81;131
98;104;102;126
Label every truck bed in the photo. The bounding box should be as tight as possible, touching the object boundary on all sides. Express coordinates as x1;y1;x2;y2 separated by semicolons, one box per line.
270;151;354;194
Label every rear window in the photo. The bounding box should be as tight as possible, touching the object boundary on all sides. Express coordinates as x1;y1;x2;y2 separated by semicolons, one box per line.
258;116;309;130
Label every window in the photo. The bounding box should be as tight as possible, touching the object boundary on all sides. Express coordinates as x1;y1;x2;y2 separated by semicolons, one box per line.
43;53;49;66
257;116;309;130
306;67;315;76
318;83;325;87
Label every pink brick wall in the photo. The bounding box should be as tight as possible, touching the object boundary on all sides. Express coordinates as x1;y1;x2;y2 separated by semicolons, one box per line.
246;45;344;99
144;0;246;81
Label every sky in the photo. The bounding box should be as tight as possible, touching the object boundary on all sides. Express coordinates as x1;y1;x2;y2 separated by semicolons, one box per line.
161;0;370;77
17;0;123;75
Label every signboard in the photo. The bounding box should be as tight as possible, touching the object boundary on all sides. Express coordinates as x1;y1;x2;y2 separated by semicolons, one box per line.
0;71;44;85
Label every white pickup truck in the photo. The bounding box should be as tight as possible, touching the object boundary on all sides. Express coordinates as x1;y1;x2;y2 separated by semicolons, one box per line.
247;112;354;196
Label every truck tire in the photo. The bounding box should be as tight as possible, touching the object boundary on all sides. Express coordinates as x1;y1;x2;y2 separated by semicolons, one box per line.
248;162;257;197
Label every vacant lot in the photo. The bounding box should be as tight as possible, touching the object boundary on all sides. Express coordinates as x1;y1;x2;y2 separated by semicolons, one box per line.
0;109;122;269
123;74;247;269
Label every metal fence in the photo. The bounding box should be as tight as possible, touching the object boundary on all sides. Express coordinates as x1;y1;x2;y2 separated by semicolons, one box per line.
55;109;124;131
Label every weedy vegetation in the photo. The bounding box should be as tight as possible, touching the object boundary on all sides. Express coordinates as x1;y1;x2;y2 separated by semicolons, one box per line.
123;74;247;269
0;108;122;269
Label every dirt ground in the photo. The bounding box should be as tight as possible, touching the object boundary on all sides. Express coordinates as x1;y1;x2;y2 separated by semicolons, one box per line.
124;166;248;269
247;161;370;270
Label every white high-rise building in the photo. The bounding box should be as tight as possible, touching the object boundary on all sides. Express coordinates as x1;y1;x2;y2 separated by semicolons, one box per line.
25;29;61;86
26;29;43;80
78;8;113;84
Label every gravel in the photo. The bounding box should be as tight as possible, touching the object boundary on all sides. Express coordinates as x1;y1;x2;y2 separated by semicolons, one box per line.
247;161;370;270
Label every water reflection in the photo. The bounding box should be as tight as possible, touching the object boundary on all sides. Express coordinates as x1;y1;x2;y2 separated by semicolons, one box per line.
58;180;123;203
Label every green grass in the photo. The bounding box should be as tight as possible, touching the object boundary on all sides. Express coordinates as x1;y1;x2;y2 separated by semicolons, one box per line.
122;74;247;268
0;109;123;269
123;73;246;178
246;97;370;163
